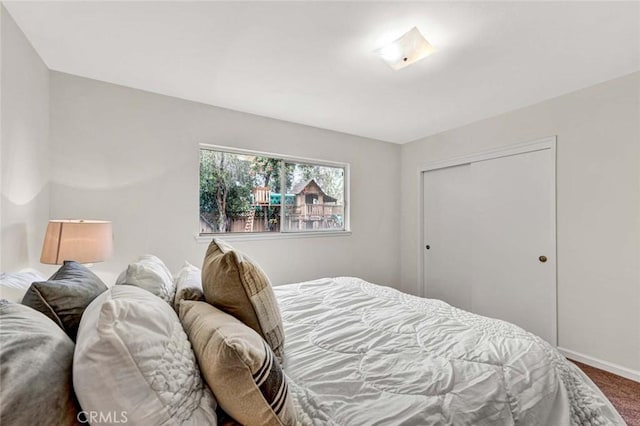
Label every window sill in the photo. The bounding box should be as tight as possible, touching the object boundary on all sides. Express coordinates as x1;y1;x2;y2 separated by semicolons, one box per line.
195;231;352;243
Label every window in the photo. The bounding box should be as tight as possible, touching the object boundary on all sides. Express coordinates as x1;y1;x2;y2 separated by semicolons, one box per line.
199;146;348;236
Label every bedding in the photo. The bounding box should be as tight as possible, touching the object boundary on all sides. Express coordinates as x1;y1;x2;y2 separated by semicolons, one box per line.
0;269;46;303
275;277;625;426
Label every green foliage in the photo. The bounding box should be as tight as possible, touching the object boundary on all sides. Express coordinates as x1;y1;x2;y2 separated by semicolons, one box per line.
200;150;253;231
227;184;251;214
199;150;218;215
250;157;278;189
251;157;294;192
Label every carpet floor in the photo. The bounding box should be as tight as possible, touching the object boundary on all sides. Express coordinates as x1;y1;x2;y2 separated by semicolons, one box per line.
570;360;640;425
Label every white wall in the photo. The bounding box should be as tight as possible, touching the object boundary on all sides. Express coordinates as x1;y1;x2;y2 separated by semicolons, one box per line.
49;71;401;287
0;6;50;271
400;72;640;376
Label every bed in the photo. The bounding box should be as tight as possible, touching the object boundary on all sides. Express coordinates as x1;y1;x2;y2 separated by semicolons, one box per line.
275;277;624;426
1;257;626;426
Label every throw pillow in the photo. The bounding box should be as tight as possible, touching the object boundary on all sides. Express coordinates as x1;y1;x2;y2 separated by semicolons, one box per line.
115;254;175;303
74;285;218;425
0;300;81;425
21;261;107;341
180;301;296;426
202;238;284;359
174;261;205;312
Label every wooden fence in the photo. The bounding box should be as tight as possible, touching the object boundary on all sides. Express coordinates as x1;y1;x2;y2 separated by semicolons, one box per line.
200;214;279;234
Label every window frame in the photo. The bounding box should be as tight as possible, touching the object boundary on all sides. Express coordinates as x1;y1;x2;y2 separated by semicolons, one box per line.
197;143;351;241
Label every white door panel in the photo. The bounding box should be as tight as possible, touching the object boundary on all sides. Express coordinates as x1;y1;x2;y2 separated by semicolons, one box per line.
470;150;556;344
423;164;472;312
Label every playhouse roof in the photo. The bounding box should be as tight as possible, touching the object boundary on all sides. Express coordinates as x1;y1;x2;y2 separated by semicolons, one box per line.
291;179;315;194
291;179;337;203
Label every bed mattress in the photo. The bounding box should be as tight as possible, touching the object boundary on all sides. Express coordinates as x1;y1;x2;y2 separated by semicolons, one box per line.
274;277;624;426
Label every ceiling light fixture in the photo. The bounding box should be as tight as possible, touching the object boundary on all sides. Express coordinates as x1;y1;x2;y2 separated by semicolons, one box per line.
375;27;436;70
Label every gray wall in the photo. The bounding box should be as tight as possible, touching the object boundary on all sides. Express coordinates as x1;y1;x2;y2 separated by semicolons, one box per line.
49;71;401;287
0;6;50;271
400;72;640;376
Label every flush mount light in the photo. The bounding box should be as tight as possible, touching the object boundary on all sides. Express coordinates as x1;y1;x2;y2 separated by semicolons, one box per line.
375;27;436;70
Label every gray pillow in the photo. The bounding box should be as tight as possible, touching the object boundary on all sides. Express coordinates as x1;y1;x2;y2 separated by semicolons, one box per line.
0;300;81;425
21;261;107;341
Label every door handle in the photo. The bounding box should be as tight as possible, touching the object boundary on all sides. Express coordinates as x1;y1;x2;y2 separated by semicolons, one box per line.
539;255;547;263
425;245;430;250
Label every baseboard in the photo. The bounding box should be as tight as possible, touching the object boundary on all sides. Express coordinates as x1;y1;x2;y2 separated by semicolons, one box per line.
558;347;640;383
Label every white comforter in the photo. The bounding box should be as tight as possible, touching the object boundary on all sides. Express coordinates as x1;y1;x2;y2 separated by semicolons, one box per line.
275;277;624;426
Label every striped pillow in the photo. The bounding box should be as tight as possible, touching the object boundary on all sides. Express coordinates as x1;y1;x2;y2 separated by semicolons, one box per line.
179;301;296;426
201;238;284;359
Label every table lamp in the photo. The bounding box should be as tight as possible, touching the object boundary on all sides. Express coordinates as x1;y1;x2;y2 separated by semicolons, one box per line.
40;220;113;265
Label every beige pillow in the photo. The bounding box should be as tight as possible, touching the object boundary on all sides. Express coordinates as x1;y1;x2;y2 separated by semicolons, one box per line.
180;301;296;426
202;238;284;358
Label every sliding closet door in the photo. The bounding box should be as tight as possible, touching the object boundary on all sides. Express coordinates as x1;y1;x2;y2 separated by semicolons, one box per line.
470;149;556;344
422;164;472;312
422;140;556;345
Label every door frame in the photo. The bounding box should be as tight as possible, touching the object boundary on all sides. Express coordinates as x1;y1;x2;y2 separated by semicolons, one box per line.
417;135;557;308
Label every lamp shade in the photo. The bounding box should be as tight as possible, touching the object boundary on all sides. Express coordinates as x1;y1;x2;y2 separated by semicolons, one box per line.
40;220;113;265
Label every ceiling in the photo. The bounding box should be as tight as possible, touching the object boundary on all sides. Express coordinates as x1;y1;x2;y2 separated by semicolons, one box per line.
5;1;640;144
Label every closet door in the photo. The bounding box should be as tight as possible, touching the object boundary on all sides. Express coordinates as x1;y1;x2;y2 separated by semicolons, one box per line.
470;149;556;344
422;141;556;345
422;164;472;312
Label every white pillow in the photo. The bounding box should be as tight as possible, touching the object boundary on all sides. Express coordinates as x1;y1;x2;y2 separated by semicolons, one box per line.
74;285;217;425
138;254;173;279
173;262;204;312
0;270;46;303
115;254;175;303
